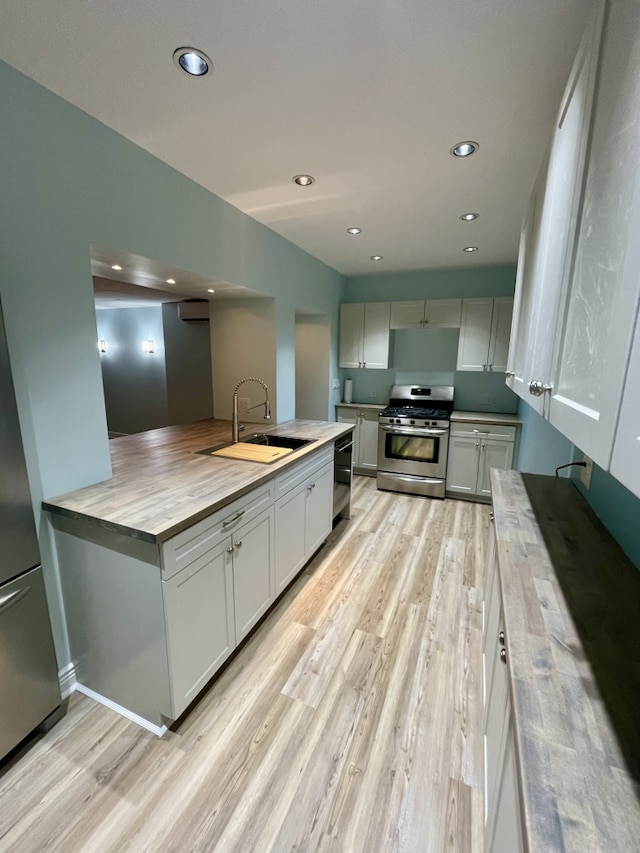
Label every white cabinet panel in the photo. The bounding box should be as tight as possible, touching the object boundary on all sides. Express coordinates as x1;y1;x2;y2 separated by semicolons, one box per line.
336;407;379;474
390;298;461;329
507;6;603;415
275;455;333;593
232;507;275;643
163;544;235;717
457;298;513;372
611;324;640;496
390;300;424;329
548;0;640;468
339;303;390;369
447;422;516;501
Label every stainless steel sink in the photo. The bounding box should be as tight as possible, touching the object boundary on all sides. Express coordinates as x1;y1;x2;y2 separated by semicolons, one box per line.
241;433;312;450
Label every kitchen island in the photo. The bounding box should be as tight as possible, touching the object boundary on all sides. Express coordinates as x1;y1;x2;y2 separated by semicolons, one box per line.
44;418;352;732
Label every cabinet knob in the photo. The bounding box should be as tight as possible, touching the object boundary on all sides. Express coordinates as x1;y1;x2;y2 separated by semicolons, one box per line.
490;511;494;522
227;546;234;553
498;630;505;645
528;379;544;396
504;370;515;378
500;648;507;664
234;540;243;548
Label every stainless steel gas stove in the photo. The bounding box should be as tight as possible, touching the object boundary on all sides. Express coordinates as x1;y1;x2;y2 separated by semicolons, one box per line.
377;385;454;498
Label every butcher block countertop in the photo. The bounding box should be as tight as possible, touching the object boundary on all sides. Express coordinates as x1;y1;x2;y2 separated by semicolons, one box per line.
491;469;640;852
43;419;351;544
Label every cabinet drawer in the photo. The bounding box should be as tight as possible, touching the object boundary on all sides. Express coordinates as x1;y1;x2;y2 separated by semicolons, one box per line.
161;481;274;579
274;445;333;499
451;423;516;442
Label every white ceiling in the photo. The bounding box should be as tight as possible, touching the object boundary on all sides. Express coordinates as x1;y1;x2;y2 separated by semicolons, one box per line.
0;0;592;279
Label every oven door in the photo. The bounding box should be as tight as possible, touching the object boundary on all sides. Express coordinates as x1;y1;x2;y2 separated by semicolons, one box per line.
377;424;449;479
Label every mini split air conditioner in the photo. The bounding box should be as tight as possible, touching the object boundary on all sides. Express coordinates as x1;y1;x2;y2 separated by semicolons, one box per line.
177;301;209;322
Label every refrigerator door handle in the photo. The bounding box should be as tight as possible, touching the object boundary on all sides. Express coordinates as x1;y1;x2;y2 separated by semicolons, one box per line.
0;585;30;615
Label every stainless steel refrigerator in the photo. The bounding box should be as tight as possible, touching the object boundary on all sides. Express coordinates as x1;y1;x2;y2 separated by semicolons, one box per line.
0;298;61;762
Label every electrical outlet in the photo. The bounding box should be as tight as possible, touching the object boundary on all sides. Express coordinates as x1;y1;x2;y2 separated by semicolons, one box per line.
581;454;593;488
238;397;251;412
481;394;492;405
331;378;340;390
367;389;377;398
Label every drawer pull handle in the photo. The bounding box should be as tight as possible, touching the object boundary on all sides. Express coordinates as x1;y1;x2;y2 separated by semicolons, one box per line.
498;630;505;645
500;648;507;664
223;510;245;528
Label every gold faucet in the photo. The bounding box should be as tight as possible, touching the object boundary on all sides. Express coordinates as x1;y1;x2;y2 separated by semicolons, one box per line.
232;377;271;442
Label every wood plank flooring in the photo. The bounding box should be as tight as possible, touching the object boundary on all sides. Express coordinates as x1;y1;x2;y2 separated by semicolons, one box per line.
0;477;490;853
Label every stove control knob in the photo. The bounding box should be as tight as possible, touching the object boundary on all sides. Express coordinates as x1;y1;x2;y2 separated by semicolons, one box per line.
410;419;415;425
395;418;401;424
431;421;437;426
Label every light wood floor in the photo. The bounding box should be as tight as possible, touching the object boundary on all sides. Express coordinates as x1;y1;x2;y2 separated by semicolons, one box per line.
0;477;490;853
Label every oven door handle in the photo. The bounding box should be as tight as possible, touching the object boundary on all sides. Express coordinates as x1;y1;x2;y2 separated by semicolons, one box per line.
379;425;448;437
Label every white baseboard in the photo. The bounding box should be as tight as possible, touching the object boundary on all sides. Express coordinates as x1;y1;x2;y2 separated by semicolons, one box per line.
74;683;168;737
58;662;77;699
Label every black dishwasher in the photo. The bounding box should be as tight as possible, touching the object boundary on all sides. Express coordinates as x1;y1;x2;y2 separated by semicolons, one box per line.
333;432;353;521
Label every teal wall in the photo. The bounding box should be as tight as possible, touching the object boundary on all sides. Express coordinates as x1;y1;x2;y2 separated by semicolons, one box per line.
0;60;344;663
341;266;519;413
516;400;640;571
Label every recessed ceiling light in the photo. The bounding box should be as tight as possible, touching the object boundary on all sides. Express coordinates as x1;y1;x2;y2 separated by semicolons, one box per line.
371;255;383;261
173;47;212;77
207;288;215;293
346;227;362;235
460;212;479;221
450;141;479;157
111;264;122;271
463;246;478;252
293;174;315;186
166;278;176;284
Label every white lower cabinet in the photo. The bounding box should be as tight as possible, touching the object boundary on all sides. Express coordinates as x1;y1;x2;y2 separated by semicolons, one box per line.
447;423;516;501
163;540;235;716
336;406;379;474
483;528;524;853
230;506;275;642
274;448;333;593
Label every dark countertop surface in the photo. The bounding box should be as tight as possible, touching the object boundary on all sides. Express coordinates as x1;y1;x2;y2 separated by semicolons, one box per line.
43;419;352;543
491;469;640;852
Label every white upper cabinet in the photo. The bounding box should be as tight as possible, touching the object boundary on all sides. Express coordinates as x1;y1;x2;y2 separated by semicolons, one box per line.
457;297;513;372
506;3;604;416
547;0;640;468
390;298;461;329
339;302;390;369
610;317;640;496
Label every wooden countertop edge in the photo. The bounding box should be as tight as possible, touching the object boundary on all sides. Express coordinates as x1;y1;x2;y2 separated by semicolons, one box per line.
490;468;640;853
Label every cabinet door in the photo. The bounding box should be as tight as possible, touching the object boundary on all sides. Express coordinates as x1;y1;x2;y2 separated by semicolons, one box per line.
339;303;364;368
477;439;514;501
548;0;640;468
274;484;307;594
358;409;380;472
484;607;510;837
232;507;275;643
425;298;462;328
390;300;425;329
362;302;391;369
610;323;640;499
163;543;235;718
487;298;513;373
305;462;333;556
457;299;494;371
446;433;480;496
489;721;525;853
508;7;603;413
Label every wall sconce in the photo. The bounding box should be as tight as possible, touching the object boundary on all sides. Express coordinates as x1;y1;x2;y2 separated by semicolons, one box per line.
98;340;107;353
141;339;155;354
